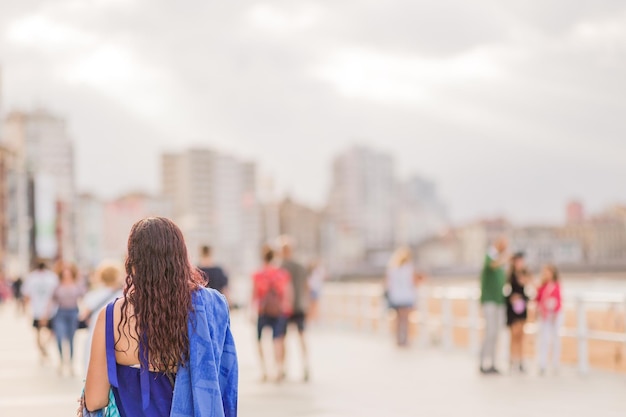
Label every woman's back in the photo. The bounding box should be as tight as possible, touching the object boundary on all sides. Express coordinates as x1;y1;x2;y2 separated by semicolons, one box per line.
111;299;150;368
106;300;173;417
85;218;237;417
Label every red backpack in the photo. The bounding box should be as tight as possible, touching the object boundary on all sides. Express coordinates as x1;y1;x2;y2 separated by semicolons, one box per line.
259;274;283;318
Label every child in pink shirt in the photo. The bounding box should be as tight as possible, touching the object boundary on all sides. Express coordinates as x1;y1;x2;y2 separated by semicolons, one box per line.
535;264;562;374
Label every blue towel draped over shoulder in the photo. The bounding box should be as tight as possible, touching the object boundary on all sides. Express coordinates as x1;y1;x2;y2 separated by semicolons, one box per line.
171;288;238;417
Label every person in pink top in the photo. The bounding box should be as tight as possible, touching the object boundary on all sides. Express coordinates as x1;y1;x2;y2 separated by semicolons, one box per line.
251;245;293;383
535;264;562;375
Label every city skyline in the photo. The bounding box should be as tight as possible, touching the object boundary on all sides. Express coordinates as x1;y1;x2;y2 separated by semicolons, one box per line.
1;1;625;224
1;108;624;276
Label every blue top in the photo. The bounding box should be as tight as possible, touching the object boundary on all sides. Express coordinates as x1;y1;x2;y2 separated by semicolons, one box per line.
105;288;238;417
105;301;173;417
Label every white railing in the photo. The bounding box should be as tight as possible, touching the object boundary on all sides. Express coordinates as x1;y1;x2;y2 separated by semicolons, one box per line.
319;284;626;375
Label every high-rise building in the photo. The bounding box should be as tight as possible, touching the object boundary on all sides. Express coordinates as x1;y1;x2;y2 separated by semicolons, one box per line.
327;145;395;270
259;196;323;264
2;109;76;273
0;144;14;274
394;175;448;246
162;148;260;276
101;193;172;263
566;200;585;224
75;193;105;271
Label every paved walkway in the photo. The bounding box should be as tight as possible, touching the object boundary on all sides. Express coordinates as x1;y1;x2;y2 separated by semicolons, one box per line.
0;303;623;416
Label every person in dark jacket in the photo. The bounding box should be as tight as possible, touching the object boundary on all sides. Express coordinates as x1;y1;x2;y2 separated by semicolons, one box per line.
506;252;530;373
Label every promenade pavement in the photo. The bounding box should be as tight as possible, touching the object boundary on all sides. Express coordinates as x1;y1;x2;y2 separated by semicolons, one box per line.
0;303;623;417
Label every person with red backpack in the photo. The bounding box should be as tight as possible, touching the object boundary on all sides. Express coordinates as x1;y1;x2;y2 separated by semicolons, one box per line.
251;245;292;382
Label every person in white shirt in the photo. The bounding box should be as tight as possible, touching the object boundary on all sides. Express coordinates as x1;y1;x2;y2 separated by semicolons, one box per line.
385;247;425;347
22;261;59;362
307;260;327;322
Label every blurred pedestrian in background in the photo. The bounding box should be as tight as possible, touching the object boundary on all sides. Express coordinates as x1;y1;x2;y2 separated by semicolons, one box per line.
505;252;530;373
22;260;59;363
536;264;563;375
307;259;327;323
385;247;423;348
280;237;311;382
198;245;230;305
12;276;25;315
252;245;292;383
45;263;84;376
479;237;509;374
81;262;124;373
83;217;238;416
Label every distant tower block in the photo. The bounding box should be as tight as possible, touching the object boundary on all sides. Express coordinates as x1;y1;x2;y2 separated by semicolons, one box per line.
566;200;585;223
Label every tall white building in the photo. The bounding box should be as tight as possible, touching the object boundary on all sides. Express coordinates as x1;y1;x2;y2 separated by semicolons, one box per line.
74;192;172;270
75;193;105;271
2;110;76;273
162;148;260;277
395;175;448;246
327;145;395;269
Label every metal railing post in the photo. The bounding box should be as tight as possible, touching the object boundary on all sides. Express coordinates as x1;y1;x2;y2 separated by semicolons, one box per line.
418;288;429;348
576;296;589;375
442;291;453;351
468;296;480;355
623;295;626;362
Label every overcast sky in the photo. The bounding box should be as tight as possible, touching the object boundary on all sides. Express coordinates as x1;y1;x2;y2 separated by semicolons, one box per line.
0;0;625;224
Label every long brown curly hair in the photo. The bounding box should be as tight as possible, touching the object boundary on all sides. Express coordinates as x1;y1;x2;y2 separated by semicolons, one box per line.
119;217;204;373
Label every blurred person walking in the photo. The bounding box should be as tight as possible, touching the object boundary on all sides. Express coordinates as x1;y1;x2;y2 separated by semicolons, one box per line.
280;238;311;382
45;264;85;376
385;247;423;348
12;276;26;315
479;237;509;374
505;253;530;373
81;262;124;372
252;245;292;383
198;245;230;304
307;259;327;323
22;260;59;363
83;217;238;416
536;264;563;375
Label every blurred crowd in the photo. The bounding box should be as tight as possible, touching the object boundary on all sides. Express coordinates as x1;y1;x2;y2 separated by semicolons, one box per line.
0;231;566;380
0;234;327;384
0;259;124;376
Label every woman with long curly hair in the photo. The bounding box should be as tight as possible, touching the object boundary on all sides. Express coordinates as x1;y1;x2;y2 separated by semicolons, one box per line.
84;217;238;417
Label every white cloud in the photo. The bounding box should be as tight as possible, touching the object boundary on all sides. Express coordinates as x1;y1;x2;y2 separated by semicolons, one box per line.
62;45;183;133
6;14;95;49
570;12;626;53
1;0;625;222
312;46;502;104
245;2;326;35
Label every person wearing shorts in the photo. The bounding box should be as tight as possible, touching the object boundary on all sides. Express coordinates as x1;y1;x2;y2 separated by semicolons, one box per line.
23;261;59;362
252;246;292;382
280;238;311;382
256;315;288;342
32;318;54;330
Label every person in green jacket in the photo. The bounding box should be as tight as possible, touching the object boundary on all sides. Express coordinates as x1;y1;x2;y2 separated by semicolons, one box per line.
479;236;509;374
